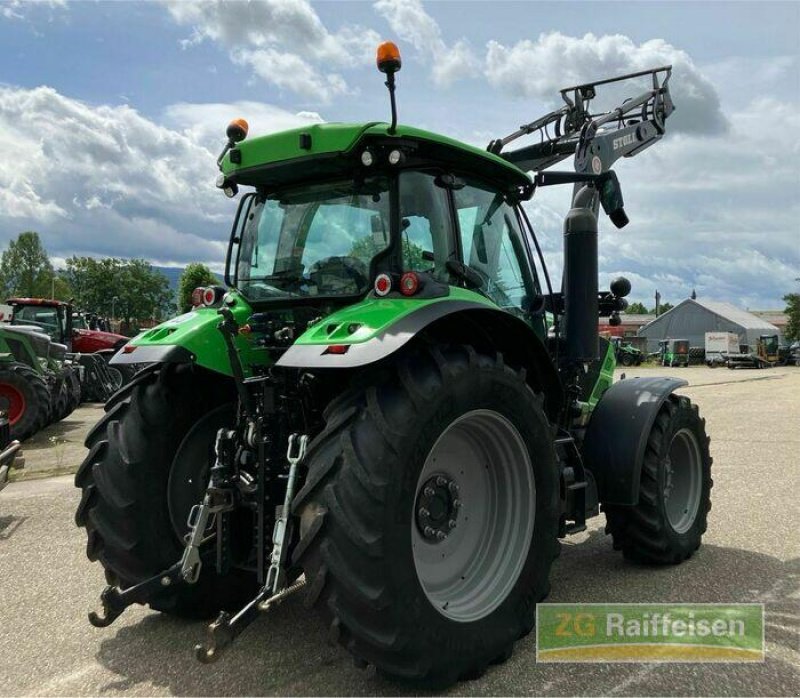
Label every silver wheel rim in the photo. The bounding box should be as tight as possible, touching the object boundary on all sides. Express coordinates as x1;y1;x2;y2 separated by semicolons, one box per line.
411;409;536;623
662;427;703;534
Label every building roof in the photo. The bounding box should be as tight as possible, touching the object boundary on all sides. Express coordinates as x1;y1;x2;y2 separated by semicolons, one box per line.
640;298;779;333
600;314;655;326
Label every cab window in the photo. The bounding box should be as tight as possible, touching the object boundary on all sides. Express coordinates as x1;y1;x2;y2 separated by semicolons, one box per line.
398;171;452;281
453;182;536;317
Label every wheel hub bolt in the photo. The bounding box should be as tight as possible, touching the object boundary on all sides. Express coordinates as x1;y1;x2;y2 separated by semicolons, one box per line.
448;519;457;530
436;476;448;487
452;498;461;509
448;481;459;495
424;486;435;497
419;507;430;518
436;531;447;541
424;526;435;538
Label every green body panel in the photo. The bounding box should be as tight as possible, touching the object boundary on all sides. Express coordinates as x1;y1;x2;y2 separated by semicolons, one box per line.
125;288;496;377
128;294;265;377
588;340;617;410
0;327;50;375
221;122;529;186
294;287;495;346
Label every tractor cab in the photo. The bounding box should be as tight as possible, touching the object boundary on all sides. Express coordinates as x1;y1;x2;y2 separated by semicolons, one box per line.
659;338;690;367
757;334;779;363
7;298;127;355
7;298;71;346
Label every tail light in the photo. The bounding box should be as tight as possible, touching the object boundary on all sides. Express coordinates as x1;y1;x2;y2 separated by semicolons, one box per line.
202;287;217;306
191;287;205;307
374;273;392;297
192;286;224;308
399;272;420;296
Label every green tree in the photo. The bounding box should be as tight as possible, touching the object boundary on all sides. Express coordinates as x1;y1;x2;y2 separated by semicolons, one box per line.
784;293;800;341
178;263;219;313
62;256;171;329
0;231;60;298
625;301;649;314
650;302;673;314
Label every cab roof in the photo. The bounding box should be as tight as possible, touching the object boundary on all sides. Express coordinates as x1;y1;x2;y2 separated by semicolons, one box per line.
7;297;67;308
220;122;532;194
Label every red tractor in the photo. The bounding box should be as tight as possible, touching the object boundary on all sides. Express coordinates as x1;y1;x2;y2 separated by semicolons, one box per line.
7;298;134;398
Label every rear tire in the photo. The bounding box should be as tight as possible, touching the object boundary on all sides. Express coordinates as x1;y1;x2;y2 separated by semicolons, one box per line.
604;395;712;564
292;344;560;687
74;363;257;618
0;363;50;441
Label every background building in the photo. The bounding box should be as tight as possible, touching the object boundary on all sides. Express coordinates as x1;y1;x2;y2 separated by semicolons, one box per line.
637;298;781;351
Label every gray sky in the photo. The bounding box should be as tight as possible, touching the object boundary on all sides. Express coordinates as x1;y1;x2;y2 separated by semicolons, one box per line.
1;0;798;308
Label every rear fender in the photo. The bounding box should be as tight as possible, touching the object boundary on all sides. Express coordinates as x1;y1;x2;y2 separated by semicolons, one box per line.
277;300;563;420
582;376;688;505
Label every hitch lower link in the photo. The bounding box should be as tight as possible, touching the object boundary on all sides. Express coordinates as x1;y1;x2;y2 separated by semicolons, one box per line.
88;428;238;629
194;434;308;664
88;491;230;628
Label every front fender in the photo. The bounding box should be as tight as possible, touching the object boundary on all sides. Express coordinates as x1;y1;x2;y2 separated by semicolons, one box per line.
582;376;688;505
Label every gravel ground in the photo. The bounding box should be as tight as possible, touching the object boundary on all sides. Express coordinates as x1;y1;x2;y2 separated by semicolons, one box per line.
0;366;798;696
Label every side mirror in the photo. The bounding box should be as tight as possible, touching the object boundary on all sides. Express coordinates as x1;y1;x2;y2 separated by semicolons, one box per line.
599;171;629;228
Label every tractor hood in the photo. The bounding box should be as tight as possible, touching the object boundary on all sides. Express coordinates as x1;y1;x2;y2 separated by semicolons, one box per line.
74;328;128;347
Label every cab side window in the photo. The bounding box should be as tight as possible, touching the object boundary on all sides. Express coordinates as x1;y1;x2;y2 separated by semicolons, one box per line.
453;183;535;317
398;171;452;281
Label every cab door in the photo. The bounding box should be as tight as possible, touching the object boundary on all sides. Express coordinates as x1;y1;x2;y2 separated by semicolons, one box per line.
451;179;546;339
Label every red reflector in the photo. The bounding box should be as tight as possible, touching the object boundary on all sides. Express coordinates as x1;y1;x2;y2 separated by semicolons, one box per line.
122;345;137;354
324;344;350;355
374;273;392;297
238;324;252;335
400;272;420;296
191;287;205;306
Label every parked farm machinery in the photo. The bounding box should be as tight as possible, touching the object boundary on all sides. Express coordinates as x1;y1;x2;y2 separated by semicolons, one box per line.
76;45;711;687
7;298;129;401
610;336;643;366
725;333;783;369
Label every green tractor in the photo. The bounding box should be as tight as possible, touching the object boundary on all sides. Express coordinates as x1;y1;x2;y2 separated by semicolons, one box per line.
610;336;644;366
0;324;81;441
76;45;712;687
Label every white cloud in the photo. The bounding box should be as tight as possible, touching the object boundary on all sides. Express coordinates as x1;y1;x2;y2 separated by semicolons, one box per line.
0;85;325;265
373;0;479;86
0;0;66;21
232;48;349;102
165;0;379;101
164;101;323;149
485;32;727;135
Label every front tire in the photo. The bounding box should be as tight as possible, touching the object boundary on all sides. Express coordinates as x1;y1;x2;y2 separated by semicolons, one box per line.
604;394;712;564
620;353;635;367
75;363;257;617
292;344;560;687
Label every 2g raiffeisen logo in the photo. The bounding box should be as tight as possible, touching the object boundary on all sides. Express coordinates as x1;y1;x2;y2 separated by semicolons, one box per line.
536;604;764;662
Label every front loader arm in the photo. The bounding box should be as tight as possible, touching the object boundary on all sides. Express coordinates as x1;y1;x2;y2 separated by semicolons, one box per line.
492;66;674;175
